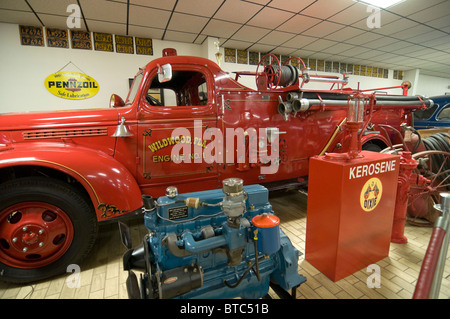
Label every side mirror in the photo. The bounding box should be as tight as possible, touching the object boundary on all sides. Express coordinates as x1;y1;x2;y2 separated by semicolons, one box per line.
158;64;172;83
110;94;125;108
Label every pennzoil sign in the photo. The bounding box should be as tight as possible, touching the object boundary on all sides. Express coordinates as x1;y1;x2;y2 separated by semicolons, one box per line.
44;71;99;100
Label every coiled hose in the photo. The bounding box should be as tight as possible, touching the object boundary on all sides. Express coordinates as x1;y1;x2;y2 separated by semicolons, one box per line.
420;132;450;189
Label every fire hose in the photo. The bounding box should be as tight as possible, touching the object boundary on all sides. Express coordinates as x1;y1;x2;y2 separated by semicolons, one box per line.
413;193;450;299
380;129;450;189
421;133;450;183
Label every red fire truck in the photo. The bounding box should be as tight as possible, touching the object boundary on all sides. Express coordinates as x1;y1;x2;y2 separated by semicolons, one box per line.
0;49;432;283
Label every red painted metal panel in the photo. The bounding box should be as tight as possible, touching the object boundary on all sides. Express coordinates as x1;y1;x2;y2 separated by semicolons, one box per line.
305;151;400;281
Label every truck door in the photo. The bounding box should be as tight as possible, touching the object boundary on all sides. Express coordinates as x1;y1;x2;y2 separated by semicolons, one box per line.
137;64;218;196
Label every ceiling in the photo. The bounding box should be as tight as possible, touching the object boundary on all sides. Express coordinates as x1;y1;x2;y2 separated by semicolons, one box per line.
1;0;449;78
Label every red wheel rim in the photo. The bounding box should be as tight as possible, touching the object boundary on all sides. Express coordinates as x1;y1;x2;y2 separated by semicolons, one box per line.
0;202;74;269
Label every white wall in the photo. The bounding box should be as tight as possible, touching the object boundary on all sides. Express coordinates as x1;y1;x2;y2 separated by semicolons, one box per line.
415;74;450;97
0;22;203;113
1;21;449;114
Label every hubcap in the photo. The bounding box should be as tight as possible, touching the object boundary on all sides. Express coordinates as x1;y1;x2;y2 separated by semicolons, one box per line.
0;202;74;269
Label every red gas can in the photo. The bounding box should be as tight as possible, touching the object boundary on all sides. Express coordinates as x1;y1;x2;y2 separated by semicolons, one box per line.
305;150;400;281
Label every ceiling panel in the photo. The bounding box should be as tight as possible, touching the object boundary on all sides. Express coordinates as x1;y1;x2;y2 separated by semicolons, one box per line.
289;48;316;58
81;1;127;24
0;9;40;26
392;24;437;40
246;42;276;53
425;15;450;29
164;30;197;43
129;0;176;11
246;0;271;5
301;38;339;52
344;32;382;46
420;36;450;49
230;25;270;42
372;19;420;36
360;37;398;50
27;0;75;15
348;10;399;30
274;47;297;55
387;44;422;56
39;14;75;30
0;0;448;78
412;30;449;44
355;49;388;60
407;1;450;23
323;27;366;42
300;0;355;19
0;0;30;11
423;51;450;62
201;19;241;39
127;25;164;39
322;42;355;55
406;47;441;58
247;6;295;29
259;30;296;46
276;14;321;34
214;0;261;24
326;3;369;25
219;39;253;50
281;34;319;49
194;34;207;44
167;12;209;34
129;5;170;29
175;0;223;17
337;45;371;57
268;0;317;13
385;0;445;16
86;20;125;35
301;21;345;38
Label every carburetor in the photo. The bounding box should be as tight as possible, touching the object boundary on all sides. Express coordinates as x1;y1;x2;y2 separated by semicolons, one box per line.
119;178;306;299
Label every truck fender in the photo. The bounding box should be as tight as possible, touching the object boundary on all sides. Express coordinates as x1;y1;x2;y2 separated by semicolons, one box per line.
0;142;142;221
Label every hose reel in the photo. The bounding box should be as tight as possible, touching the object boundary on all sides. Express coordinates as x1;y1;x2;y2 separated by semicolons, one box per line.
256;54;304;90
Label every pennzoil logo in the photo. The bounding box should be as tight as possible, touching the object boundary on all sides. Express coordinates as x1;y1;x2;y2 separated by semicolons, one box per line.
360;177;383;212
44;71;99;100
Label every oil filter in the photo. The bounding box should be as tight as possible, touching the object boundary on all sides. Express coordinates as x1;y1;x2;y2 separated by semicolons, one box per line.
252;213;281;255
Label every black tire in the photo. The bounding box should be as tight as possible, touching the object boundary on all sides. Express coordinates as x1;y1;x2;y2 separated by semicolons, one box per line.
0;177;98;284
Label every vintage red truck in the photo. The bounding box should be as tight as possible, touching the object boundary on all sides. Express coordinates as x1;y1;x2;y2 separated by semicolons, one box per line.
0;49;433;283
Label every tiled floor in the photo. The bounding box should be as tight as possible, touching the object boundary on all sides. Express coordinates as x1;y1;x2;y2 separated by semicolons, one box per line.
0;190;449;299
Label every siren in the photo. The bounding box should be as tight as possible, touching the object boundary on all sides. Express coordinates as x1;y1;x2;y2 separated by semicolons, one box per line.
162;48;177;56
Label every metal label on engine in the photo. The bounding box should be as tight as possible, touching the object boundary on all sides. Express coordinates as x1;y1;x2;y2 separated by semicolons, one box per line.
168;206;189;220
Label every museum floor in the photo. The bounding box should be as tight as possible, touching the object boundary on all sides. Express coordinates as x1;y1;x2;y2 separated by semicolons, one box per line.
0;190;449;299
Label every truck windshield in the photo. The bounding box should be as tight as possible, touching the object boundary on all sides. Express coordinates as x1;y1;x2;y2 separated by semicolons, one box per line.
126;71;144;104
146;70;208;107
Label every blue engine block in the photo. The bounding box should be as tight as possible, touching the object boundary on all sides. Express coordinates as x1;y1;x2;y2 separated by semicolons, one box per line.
120;180;306;299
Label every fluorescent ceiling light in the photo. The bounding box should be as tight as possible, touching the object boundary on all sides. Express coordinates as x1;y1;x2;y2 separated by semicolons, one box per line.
356;0;406;9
